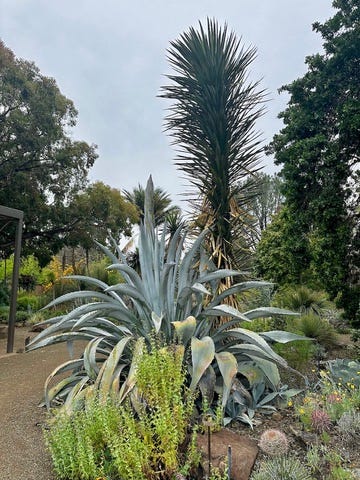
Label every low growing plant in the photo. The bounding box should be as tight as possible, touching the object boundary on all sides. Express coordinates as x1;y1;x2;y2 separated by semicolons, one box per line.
325;359;360;389
337;410;360;444
272;285;330;316
45;344;200;480
258;429;289;456
295;368;360;432
250;455;313;480
294;314;338;349
306;444;356;480
273;340;315;371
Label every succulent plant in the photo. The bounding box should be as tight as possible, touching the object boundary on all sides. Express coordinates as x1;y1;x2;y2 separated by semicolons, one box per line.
326;358;360;388
311;409;331;433
250;455;313;480
337;410;360;443
258;429;289;456
27;178;306;415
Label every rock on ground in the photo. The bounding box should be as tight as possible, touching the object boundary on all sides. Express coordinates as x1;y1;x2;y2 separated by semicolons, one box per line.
197;428;258;480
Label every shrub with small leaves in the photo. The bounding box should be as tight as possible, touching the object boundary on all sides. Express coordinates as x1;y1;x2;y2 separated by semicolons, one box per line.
311;409;331;433
250;455;313;480
258;429;289;456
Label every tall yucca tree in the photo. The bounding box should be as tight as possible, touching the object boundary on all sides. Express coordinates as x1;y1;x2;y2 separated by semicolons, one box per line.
161;18;265;274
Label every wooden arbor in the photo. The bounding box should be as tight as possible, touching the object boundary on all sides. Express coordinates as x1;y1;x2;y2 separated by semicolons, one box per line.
0;206;23;353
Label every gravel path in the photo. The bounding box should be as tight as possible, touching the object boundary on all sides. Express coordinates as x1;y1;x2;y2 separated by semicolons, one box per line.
0;328;80;479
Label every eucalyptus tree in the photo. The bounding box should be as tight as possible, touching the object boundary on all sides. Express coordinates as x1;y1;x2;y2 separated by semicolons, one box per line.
0;41;97;265
161;18;266;273
238;173;284;249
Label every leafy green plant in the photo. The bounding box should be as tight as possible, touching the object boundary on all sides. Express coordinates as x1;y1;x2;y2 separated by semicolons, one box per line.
250;455;313;480
273;340;315;371
87;255;123;286
17;292;42;311
45;400;110;479
0;283;9;306
15;310;32;324
306;444;355;480
295;371;360;432
45;345;199;480
0;305;9;323
28;178;305;418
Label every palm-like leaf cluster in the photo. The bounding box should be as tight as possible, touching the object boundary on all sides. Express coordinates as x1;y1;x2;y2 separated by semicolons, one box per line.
161;18;266;271
27;178;303;418
123;182;178;227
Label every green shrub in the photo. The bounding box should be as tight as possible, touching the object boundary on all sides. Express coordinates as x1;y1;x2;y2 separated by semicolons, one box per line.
15;310;31;324
87;256;123;286
0;305;9;323
45;345;199;480
0;283;9;306
243;317;276;333
274;340;315;371
17;293;41;311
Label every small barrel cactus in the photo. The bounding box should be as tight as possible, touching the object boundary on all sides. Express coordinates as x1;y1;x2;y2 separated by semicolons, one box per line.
258;429;289;456
311;409;331;433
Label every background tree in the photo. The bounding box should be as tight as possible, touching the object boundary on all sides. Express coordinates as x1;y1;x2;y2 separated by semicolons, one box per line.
238;173;284;249
266;0;359;323
0;41;97;265
161;18;265;274
255;205;314;286
123;183;178;227
66;181;139;267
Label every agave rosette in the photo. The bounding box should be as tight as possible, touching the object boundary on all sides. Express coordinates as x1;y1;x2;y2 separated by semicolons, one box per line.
28;178;306;414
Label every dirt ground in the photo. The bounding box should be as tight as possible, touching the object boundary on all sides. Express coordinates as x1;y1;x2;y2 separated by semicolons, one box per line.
0;326;81;479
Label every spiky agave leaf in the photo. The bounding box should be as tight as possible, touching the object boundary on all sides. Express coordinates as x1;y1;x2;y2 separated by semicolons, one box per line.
28;176;306;415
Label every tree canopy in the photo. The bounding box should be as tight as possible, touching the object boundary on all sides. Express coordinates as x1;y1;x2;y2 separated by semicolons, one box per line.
67;181;139;252
0;42;97;265
262;0;359;322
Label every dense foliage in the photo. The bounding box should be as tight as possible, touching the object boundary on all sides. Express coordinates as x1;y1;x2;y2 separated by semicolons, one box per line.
45;347;199;480
261;0;360;323
0;42;99;264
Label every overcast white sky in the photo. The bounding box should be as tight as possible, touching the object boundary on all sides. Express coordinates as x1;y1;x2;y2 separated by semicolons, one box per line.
0;1;334;205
